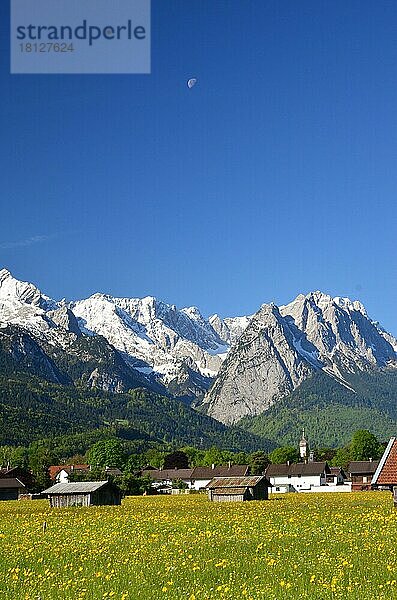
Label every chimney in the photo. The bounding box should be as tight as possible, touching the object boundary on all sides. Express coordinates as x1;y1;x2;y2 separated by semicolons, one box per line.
211;463;215;470
287;461;291;466
228;461;231;469
369;458;372;462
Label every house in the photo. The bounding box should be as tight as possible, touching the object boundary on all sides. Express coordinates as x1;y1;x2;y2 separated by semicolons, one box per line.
347;460;379;491
327;467;347;485
49;464;90;484
190;465;250;491
42;481;122;507
371;438;397;500
266;462;331;493
104;466;123;478
143;469;194;492
206;476;270;502
0;478;26;501
144;465;250;492
0;466;35;489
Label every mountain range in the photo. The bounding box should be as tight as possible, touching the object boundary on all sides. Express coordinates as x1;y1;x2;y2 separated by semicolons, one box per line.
1;267;397;448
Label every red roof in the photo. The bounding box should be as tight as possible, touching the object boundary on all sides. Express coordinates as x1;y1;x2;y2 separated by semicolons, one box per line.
372;438;397;486
48;465;89;480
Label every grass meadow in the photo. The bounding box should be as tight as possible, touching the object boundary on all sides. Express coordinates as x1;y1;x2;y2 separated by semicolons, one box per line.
0;491;397;599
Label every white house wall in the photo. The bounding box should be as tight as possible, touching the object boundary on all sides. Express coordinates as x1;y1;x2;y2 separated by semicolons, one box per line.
55;470;70;484
300;483;352;493
269;474;325;492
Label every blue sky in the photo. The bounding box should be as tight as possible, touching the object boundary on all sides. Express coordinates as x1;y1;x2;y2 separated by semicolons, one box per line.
1;1;397;333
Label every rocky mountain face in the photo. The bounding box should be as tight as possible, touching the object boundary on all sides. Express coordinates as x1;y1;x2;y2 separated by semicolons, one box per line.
202;292;397;425
0;269;246;400
2;268;397;427
280;292;396;374
70;294;229;386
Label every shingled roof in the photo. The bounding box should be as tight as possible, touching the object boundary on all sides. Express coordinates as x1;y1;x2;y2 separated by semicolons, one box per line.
347;461;379;475
143;469;194;481
266;462;330;477
42;481;109;495
192;465;249;479
48;464;90;480
0;478;25;489
372;438;397;486
144;465;250;482
206;476;268;489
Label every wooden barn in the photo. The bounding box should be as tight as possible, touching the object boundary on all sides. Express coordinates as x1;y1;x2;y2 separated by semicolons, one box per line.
206;476;270;502
42;481;122;508
0;478;26;501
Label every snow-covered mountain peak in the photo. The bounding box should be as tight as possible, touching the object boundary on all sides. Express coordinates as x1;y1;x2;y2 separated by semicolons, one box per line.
280;290;396;370
283;290;368;318
209;313;252;345
333;296;367;316
283;290;335;312
70;291;233;390
181;306;204;320
0;268;80;340
0;268;57;311
258;302;281;317
2;269;396;414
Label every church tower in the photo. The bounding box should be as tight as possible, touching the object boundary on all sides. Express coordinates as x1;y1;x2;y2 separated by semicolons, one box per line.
299;429;309;461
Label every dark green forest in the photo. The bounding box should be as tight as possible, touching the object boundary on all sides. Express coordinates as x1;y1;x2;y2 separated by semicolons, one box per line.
240;369;397;446
0;374;271;455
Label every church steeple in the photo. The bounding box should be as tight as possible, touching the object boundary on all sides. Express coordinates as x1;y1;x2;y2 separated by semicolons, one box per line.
299;428;308;460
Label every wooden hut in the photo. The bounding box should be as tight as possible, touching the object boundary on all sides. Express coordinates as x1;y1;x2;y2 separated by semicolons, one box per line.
206;476;270;502
42;481;121;507
0;478;26;501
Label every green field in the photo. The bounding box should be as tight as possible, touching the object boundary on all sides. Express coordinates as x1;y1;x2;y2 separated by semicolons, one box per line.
1;492;396;599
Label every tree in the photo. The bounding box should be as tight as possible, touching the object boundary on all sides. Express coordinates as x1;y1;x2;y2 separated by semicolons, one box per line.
28;441;57;491
350;430;381;461
314;447;336;462
269;446;299;465
144;448;167;469
86;439;126;469
0;446;14;468
163;451;189;470
249;451;269;475
233;451;249;465
116;473;152;496
330;447;351;469
179;446;205;467
202;447;234;467
124;453;144;473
